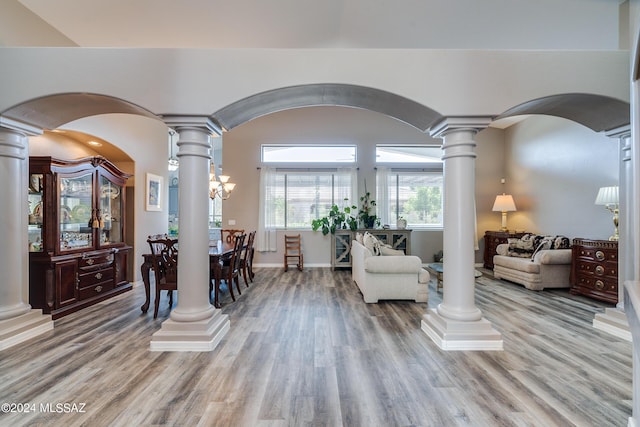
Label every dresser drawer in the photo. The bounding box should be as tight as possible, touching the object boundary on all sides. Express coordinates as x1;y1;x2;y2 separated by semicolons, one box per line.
576;260;618;278
79;252;114;270
575;273;617;294
78;279;115;300
576;247;617;263
79;267;114;288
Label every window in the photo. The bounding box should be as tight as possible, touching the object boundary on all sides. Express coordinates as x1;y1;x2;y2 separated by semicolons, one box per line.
262;145;356;163
262;169;355;229
380;171;443;228
376;145;444;229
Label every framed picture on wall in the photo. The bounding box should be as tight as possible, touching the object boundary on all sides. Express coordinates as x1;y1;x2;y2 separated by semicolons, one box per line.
146;173;162;211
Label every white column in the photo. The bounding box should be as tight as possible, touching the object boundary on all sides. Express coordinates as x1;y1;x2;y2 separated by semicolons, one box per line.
421;117;503;350
150;116;229;351
593;126;632;341
0;118;53;351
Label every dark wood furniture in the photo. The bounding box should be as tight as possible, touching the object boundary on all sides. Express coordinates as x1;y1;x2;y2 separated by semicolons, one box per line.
483;230;527;269
570;238;618;304
147;235;179;318
219;233;246;303
332;229;412;269
221;228;245;244
28;156;132;319
240;230;256;285
140;242;236;312
284;234;303;272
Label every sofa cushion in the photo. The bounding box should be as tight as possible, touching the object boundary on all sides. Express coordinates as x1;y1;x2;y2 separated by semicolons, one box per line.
493;255;541;274
507;235;536;257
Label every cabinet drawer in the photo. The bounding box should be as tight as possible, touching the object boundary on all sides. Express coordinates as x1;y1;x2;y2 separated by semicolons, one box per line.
79;267;114;288
577;247;617;262
79;253;114;270
575;274;617;294
78;280;115;300
576;260;617;278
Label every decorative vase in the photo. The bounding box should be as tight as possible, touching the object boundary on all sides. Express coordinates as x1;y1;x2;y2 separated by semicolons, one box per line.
397;218;407;229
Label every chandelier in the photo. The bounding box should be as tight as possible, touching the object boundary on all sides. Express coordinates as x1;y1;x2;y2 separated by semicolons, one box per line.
209;165;236;200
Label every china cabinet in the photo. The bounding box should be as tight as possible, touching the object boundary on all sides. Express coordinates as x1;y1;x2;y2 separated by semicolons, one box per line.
28;156;132;319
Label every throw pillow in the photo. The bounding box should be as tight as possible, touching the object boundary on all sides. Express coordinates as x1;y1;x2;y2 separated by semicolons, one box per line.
380;246;405;256
355;232;363;244
362;232;381;255
507;234;536;258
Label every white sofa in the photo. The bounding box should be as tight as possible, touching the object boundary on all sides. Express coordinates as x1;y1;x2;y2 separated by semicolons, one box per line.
350;239;429;303
493;243;572;291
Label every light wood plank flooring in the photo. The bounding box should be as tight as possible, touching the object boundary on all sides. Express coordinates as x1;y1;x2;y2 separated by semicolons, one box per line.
0;268;632;426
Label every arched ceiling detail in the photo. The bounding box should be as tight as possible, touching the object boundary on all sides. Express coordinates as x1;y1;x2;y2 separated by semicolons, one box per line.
1;93;160;130
494;93;630;133
212;84;444;133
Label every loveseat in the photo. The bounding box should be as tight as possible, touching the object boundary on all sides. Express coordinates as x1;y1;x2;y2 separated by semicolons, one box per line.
350;238;429;303
492;234;572;291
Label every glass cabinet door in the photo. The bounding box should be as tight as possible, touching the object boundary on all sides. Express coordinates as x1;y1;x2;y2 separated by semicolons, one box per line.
59;173;94;252
99;175;124;245
28;173;44;252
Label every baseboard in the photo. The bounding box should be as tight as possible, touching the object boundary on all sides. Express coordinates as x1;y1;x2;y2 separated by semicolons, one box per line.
253;263;333;268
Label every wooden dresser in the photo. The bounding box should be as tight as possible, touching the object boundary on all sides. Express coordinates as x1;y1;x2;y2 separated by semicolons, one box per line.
570;238;618;304
483;230;526;269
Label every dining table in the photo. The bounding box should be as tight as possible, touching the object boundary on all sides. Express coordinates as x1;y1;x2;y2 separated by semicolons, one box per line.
140;241;235;313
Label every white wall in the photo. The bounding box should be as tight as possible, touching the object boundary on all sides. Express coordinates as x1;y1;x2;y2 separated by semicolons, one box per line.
504;116;619;241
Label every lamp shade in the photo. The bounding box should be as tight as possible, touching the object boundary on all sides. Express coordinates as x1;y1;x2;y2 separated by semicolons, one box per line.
492;194;516;212
595;186;618;206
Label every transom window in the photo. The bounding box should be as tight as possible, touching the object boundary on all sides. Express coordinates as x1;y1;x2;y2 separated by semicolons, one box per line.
262;145;356;163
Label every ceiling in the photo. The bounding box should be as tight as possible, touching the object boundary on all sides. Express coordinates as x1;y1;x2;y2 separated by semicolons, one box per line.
5;0;626;50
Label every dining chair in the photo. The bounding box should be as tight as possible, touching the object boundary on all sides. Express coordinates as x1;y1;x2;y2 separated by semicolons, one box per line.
220;228;245;245
240;230;256;286
284;234;303;272
218;233;246;305
147;235;179;318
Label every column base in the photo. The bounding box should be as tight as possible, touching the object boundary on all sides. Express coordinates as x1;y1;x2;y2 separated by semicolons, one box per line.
593;308;631;341
0;309;53;351
150;309;229;352
421;308;503;351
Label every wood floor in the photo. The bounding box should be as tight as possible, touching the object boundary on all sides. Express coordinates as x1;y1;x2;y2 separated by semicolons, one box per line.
0;268;632;426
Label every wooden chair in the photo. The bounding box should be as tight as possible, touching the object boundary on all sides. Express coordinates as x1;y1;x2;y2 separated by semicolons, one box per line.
240;230;256;286
217;233;246;306
221;229;245;245
147;235;179;319
284;234;303;272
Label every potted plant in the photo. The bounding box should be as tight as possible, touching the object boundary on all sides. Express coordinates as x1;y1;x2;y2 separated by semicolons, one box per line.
358;190;379;229
311;201;358;235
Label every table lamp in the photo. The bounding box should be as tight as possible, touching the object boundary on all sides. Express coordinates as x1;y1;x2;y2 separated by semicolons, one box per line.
492;194;517;232
595;186;619;241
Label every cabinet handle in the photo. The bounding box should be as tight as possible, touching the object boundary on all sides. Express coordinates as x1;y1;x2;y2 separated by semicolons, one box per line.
75;273;79;287
595;265;605;276
95;285;103;292
86;258;95;265
595;251;605;261
95;272;102;280
595;280;605;290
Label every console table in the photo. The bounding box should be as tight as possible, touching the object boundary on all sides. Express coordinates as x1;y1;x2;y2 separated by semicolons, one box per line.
483;230;526;269
332;229;411;269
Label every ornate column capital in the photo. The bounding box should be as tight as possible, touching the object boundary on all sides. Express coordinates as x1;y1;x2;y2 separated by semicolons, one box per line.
162;115;222;136
604;124;631;139
429;116;493;138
